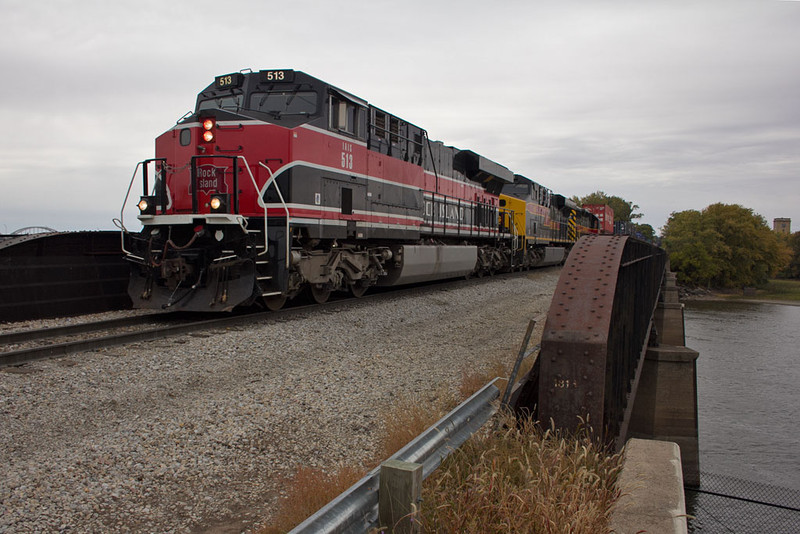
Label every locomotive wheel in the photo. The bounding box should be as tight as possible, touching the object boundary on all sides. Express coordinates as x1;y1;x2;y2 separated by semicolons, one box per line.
309;284;331;304
349;281;368;298
264;295;287;311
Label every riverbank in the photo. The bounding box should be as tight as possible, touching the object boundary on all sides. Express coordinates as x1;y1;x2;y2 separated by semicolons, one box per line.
680;279;800;306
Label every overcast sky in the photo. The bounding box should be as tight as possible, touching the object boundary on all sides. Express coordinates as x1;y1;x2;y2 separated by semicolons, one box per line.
1;0;798;234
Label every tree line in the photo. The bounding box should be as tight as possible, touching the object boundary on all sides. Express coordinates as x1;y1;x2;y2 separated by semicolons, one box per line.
573;192;797;287
662;204;792;288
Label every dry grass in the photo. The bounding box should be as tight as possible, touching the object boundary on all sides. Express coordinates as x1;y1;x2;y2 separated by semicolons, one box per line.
459;352;511;399
460;344;540;402
259;342;622;533
260;388;458;534
376;386;459;460
260;465;364;534
419;412;623;533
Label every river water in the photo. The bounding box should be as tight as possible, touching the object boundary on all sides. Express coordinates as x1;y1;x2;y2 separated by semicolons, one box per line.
683;299;800;531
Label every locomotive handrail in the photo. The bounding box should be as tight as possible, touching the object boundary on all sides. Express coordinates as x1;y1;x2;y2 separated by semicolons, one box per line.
499;206;519;255
118;158;168;259
257;160;291;268
422;190;511;239
118;160;145;259
229;155;268;258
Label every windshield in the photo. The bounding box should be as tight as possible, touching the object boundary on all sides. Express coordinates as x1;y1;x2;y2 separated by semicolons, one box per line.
249;90;318;117
198;94;244;112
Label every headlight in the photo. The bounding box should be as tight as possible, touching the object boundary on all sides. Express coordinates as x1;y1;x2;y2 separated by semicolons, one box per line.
137;196;156;215
209;194;228;213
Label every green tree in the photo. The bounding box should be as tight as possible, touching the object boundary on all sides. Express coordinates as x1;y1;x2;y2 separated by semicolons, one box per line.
778;232;800;279
633;223;656;242
662;203;790;288
571;191;643;222
661;210;723;286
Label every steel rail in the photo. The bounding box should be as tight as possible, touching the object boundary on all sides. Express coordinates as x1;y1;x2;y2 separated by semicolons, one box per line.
0;313;168;345
1;267;552;368
0;312;266;367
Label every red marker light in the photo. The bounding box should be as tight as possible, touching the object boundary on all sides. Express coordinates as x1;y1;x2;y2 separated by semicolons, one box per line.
202;118;215;142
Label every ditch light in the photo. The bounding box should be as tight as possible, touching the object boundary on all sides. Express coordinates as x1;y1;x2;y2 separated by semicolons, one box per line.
209;193;229;213
138;196;157;215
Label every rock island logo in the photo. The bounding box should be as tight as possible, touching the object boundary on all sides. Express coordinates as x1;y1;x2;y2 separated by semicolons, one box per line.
196;164;229;194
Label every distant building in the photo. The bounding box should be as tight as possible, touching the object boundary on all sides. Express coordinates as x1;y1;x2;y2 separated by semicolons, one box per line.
773;218;791;234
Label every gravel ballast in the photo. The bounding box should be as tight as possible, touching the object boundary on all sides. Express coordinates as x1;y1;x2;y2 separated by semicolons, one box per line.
0;269;560;533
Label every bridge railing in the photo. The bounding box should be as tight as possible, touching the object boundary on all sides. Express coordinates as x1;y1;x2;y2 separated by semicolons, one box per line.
513;235;667;449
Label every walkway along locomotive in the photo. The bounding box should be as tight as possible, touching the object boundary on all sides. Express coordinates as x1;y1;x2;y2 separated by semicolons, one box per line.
120;69;598;312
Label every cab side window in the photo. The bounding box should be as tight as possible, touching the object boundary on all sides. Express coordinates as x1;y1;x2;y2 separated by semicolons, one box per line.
330;95;365;139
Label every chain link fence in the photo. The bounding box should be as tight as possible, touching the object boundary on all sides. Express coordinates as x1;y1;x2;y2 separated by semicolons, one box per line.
686;471;800;533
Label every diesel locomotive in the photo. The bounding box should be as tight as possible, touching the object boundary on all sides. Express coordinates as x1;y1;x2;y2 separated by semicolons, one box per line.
120;69;598;312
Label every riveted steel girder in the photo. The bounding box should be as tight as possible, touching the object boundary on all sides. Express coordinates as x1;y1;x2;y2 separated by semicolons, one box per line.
515;235;666;447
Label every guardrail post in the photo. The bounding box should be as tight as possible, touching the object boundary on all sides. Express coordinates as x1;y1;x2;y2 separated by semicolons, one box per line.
379;459;422;534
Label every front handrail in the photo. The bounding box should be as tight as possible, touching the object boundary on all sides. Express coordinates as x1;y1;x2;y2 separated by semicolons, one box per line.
257;161;291;268
120;156;290;268
232;155;268;257
118;161;144;257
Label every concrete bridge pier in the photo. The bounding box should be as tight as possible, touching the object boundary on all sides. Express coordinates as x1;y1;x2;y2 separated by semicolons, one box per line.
628;271;700;487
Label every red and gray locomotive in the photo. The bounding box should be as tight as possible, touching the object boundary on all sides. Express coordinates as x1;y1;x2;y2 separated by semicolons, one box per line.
121;69;597;311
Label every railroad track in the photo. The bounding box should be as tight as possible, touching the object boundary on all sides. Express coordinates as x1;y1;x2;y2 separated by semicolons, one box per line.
0;269;548;368
1;312;193;367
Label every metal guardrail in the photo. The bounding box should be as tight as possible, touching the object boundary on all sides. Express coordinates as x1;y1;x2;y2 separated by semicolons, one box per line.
289;379;501;534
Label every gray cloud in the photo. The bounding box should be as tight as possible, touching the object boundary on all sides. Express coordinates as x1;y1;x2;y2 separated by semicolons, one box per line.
1;0;798;234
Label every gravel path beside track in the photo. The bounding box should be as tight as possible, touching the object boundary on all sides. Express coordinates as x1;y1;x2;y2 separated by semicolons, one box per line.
0;269;560;533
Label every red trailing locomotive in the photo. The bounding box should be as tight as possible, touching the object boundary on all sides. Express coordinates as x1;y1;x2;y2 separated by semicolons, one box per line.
120;69;598;311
